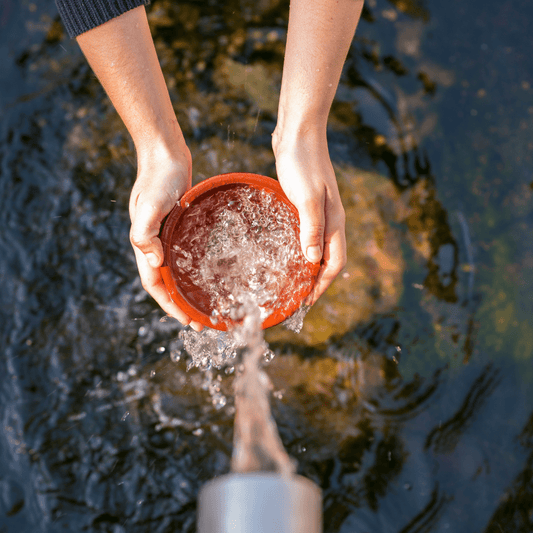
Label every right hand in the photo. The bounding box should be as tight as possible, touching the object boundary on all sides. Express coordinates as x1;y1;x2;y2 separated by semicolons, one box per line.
273;129;347;305
129;144;204;331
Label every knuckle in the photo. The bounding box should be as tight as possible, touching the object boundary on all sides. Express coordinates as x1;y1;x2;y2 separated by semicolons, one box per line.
130;229;149;249
302;195;324;212
304;222;326;242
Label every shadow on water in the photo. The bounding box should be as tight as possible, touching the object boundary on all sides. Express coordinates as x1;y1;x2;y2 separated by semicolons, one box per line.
1;0;533;531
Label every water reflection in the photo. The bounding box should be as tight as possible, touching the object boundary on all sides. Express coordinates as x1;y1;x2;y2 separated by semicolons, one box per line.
1;0;533;531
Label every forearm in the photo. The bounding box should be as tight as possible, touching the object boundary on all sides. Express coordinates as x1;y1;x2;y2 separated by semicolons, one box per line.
276;0;364;141
76;6;187;164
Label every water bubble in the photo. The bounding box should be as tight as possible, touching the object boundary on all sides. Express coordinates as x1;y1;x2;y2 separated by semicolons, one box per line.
138;326;147;337
150;370;156;378
199;359;212;372
156;346;166;354
263;349;275;363
273;390;284;400
212;393;227;410
225;366;235;375
170;350;181;363
116;371;127;382
127;366;137;376
208;382;220;395
121;412;130;421
192;428;204;437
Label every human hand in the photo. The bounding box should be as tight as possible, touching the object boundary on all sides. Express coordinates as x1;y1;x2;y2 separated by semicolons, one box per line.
273;130;347;305
129;145;204;331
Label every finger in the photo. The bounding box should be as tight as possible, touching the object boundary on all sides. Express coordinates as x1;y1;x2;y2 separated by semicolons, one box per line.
296;196;326;264
305;221;347;305
133;247;204;331
130;200;167;268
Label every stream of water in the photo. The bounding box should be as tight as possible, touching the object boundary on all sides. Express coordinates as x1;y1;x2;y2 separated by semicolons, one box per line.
174;182;308;476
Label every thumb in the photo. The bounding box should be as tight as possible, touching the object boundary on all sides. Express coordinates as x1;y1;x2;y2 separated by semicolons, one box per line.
297;199;325;264
130;201;166;268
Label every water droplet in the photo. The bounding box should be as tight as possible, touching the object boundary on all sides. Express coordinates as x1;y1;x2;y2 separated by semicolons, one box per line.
212;394;227;410
150;370;156;378
192;428;204;437
121;412;130;421
137;499;144;506
199;359;212;371
156;346;166;354
225;366;235;375
263;349;275;363
138;326;147;337
170;350;181;363
273;390;284;400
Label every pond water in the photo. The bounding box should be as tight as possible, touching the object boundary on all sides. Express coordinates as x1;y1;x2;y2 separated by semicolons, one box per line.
1;0;533;532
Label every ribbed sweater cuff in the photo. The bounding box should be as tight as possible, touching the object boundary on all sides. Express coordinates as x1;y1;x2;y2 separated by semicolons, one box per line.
56;0;151;38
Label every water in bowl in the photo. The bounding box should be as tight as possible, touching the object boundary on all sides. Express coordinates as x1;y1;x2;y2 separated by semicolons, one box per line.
170;184;315;325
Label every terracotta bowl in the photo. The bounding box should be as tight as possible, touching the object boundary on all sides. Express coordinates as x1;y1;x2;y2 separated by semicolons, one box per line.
159;172;320;330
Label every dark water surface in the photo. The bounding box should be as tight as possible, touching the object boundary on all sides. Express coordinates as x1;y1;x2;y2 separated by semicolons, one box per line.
1;0;533;531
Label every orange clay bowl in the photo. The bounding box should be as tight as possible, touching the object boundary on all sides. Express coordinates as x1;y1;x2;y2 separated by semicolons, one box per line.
159;172;320;331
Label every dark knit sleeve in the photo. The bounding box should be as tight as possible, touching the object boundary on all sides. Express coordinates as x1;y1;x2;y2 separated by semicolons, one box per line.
56;0;151;38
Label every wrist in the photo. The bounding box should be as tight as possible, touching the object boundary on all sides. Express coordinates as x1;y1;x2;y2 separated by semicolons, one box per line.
136;126;190;165
135;136;192;193
272;119;328;159
133;115;187;156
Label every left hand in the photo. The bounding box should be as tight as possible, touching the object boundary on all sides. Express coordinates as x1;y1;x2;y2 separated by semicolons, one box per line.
129;145;204;331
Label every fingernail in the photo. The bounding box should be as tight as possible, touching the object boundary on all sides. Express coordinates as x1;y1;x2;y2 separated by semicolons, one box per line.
306;245;322;263
146;252;158;267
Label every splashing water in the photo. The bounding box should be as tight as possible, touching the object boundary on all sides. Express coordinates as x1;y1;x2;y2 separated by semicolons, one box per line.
181;299;296;475
174;184;316;475
170;184;315;326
